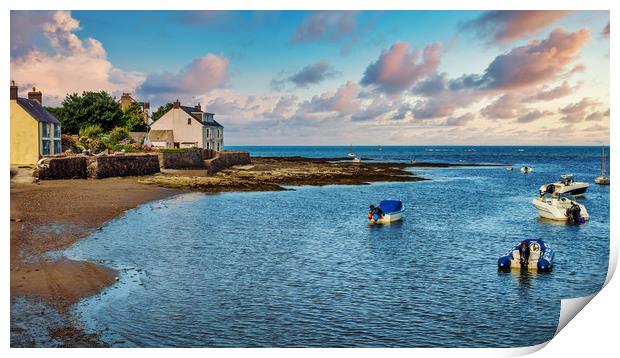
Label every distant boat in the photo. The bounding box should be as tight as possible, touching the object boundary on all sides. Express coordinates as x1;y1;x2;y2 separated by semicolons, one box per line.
368;200;404;224
411;157;417;164
539;174;589;197
595;144;610;185
347;144;356;157
520;166;533;174
506;167;513;171
352;156;362;163
517;149;525;152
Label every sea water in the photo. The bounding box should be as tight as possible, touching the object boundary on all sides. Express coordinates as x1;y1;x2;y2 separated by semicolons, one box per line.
63;146;610;347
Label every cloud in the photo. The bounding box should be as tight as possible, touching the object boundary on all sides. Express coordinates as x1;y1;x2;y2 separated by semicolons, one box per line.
264;95;298;119
291;11;357;44
137;54;229;100
361;42;442;93
272;60;339;89
411;72;449;96
524;81;582;102
461;11;571;45
585;108;610;122
603;22;610;37
351;97;395;121
517;109;554;123
298;80;361;114
559;97;602;123
481;94;526;119
10;10;55;57
444;112;475;126
10;10;144;106
478;28;591;90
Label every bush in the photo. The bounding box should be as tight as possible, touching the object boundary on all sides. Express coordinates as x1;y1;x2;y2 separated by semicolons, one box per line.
61;134;81;153
108;127;130;145
79;124;104;139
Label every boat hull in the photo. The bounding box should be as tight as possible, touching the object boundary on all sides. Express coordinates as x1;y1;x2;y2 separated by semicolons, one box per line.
531;197;589;221
595;176;610;185
498;239;554;272
539;181;589;197
370;209;404;224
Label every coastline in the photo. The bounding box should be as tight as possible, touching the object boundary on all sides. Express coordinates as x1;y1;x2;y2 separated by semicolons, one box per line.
10;156;497;347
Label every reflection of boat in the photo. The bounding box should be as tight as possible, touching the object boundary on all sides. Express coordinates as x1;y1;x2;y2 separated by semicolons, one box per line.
539;174;588;197
368;200;404;224
531;193;589;222
595;144;610;185
498;238;554;272
520;166;533;173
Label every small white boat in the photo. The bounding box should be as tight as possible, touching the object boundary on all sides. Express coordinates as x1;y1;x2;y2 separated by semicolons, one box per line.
520;166;533;173
352;156;362;163
539;174;588;197
506;167;513;171
368;200;404;224
347;144;356;157
531;194;589;223
411;157;417;164
595;144;610;185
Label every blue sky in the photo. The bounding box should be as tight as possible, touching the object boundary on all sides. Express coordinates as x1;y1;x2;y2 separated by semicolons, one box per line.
10;10;610;145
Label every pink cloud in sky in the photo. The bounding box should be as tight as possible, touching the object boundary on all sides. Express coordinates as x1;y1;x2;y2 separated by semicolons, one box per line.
10;10;144;106
361;42;441;94
480;28;591;90
462;10;572;45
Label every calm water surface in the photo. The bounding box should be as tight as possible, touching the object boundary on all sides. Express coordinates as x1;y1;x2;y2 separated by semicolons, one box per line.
64;146;610;347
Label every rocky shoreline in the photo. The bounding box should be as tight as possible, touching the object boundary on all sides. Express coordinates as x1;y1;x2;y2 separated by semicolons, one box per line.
10;156;501;347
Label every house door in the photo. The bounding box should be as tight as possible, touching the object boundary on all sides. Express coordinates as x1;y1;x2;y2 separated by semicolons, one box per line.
174;142;180;148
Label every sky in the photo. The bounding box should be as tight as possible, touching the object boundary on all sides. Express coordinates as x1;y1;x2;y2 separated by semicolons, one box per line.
10;10;610;145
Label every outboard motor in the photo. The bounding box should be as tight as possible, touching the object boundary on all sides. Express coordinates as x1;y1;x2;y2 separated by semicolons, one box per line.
566;203;582;225
519;241;530;268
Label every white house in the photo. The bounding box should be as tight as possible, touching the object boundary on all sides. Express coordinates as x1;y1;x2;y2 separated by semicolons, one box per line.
149;100;224;150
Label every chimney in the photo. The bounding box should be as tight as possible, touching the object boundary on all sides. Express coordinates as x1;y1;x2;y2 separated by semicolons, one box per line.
173;99;180;109
143;102;150;110
194;103;201;112
10;81;18;100
28;86;42;104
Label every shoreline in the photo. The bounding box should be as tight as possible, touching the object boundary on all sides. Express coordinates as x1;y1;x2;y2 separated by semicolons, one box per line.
10;156;502;347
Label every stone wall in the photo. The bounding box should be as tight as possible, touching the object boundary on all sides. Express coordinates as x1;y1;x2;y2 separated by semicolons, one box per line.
203;151;251;174
158;148;203;169
86;154;160;179
35;156;87;180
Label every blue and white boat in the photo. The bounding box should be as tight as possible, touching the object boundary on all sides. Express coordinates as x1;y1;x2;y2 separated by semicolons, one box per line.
368;200;405;224
497;238;554;272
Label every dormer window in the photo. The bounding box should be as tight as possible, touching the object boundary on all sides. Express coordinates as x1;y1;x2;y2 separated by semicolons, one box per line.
187;118;192;125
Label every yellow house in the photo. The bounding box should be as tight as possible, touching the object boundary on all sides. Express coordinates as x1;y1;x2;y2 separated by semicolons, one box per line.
10;82;62;166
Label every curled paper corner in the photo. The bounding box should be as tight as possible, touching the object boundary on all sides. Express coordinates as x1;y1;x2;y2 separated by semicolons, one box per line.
555;293;597;335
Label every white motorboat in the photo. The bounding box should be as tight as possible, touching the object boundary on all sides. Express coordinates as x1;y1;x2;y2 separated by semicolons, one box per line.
595;144;610;185
506;167;513;171
368;200;404;224
539;174;589;197
531;193;589;223
352;156;362;163
520;166;533;173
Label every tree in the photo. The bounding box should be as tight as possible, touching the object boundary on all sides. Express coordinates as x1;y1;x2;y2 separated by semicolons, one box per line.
152;103;173;122
121;101;148;132
45;106;65;124
59;91;123;134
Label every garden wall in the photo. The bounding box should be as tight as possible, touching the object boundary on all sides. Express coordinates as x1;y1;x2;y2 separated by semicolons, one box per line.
35;156;86;180
203;151;251;174
158;148;203;169
86;154;160;179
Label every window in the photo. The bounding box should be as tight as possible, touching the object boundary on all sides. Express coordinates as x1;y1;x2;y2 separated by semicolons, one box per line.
54;139;62;154
206;128;210;138
187;118;192;125
42;140;51;155
41;123;50;138
53;124;61;138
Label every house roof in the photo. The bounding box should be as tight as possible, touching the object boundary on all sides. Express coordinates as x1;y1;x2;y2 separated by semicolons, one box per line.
149;129;174;142
16;97;60;124
179;106;224;128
